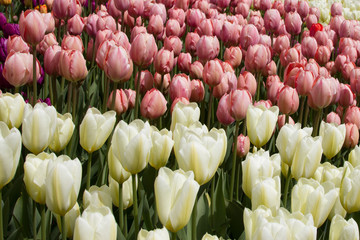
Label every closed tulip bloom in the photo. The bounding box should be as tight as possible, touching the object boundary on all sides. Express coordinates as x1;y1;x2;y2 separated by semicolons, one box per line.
7;35;30;53
301;36;318;59
264;9;281;32
237;134;250;158
107;89;129;115
19;10;47;46
141;89;167;120
52;0;77;20
291;136;322;180
230;89;252;121
291;178;338;227
224;46;242;69
105;44;133;83
67;14;84;35
242;149;281;199
251;176;281;212
73;205;117;240
185;32;200;56
177;53;191;74
108;145;131;184
273;35;290;56
344;106;360;129
138;227;169;240
340;162;360;213
61;35;84;52
164;36;182;56
79;108;116;153
344;123;359;148
237;71;257;97
277;85;299;115
203;59;224;87
154;167;200;232
58;50;88;82
173;124;227;185
48;113;74;153
319;121;346;159
190;80;205;102
37;33;58;55
350;68;360;95
169;74;191;101
45;155;82;216
24;152;55;204
247;105;279;148
189;61;203;79
216;93;235;126
0;93;25;129
149;127;174;170
44;45;61;76
170;101;200;131
276;123;312;166
245;44;271;73
240;24;260;50
154;48;174;74
349;145;360;167
339;84;355;108
196;35;220;63
295;69;315;96
83;185;112;210
147;15;163;37
220;21;240;46
329;215;359;240
285;12;302;35
22;103;57;154
0;122;21;190
201;233;220;240
109;174;136;209
308;76;333;109
130;33;157;68
315;46;331;66
55;202;80;238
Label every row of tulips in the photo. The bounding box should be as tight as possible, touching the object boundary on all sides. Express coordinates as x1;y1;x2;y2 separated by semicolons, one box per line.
1;0;360;239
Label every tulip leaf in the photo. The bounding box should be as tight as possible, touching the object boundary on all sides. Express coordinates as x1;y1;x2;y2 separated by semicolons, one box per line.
195;192;211;239
227;201;244;239
117;225;126;240
213;172;227;237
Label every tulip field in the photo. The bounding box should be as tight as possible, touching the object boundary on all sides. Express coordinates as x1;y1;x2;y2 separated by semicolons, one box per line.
2;0;360;239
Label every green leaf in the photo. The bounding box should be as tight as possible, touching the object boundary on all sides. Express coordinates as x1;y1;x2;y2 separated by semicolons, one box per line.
226;201;244;239
195;192;211;239
212;172;227;237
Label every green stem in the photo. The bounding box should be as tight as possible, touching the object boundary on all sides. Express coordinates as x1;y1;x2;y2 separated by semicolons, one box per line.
285;114;289;124
86;152;93;189
67;82;73;113
299;96;305;126
52;76;58;108
49;75;54;106
230;121;240;202
303;101;309;127
91;37;96;68
110;82;118;111
191;197;198;240
256;72;261;102
283;168;291;209
132;174;139;236
134;67;142;119
32;46;37;106
41;205;46;240
33;201;37;240
102;76;110;112
61;215;66;240
210;176;215;229
118;183;124;233
312;109;322;137
171;231;177;240
207;88;214;129
15;86;19;93
235;159;241;200
72;82;78;120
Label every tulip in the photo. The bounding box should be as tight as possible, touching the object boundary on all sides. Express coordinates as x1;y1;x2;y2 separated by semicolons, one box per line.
190;80;205;102
45;155;82;216
58;50;88;82
236;134;250;158
154;167;199;232
169;74;191;101
106;89;129;115
154;48;175;75
239;24;260;50
61;35;84;52
224;46;242;69
216;93;235;126
138;227;169;240
340;162;360;213
149;127;174;170
134;71;154;95
344;106;360;129
79;108;116;153
264;9;281;32
54;202;80;238
292;178;338;227
104;44;133;83
291;136;323;180
22;103;57;154
329;215;359;240
7;35;30;53
177;53;191;74
67;14;85;35
301;36;318;59
242;149;281;199
277;85;299;115
196;35;220;63
315;46;331;66
276;123;312;167
229;89;252;121
164;36;182;56
344;123;359;149
273;35;290;55
308;76;333;110
44;45;61;76
19;10;47;46
147;15;164;36
108;145;131;185
49;113;75;153
246;105;279;148
0;121;22;190
170;101;200;131
185;32;200;56
203;59;224;87
109;175;136;209
130;33;157;68
245;44;271;73
190;61;203;79
173;123;227;185
37;33;58;55
140;89;167;120
251;176;281;212
83;185;112;210
73;205;117;240
285;12;302;35
319;121;346;159
0;93;25;129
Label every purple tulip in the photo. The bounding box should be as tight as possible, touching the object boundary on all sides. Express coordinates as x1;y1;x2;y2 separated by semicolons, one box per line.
0;64;13;89
0;13;7;31
37;66;45;85
3;23;20;38
0;38;7;63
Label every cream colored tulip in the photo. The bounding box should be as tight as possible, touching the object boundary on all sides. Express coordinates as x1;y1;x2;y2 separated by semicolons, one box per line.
170;101;200;131
319;121;346;159
251;176;281;213
291;178;338;227
246;104;279;148
276;123;312;166
55;202;80;238
22;102;57;154
137;227;169;240
24;152;56;204
49;113;75;152
0;93;25;128
329;214;359;240
348;145;360;167
109;175;136;210
201;233;222;240
0;121;22;189
79;107;116;153
73;205;117;240
149;127;174;170
291;136;323;180
107;145;131;184
173;123;227;185
45;155;82;216
340;162;360;213
111;119;152;174
83;185;112;210
154;167;200;232
242;149;281;199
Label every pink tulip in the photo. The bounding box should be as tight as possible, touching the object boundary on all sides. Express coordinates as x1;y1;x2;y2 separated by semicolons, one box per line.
185;32;200;56
297;0;309;19
339;83;355;108
96;39;115;70
326;112;341;125
314;45;331;66
295;69;314;96
266;75;284;104
147;15;164;36
140;88;167;119
236;134;250;158
42;13;55;34
264;9;281;32
150;4;167;23
166;19;181;37
114;0;130;12
237;71;257;97
301;36;317;59
130;33;157;68
58;49;88;82
216;93;235;125
52;0;77;20
190;79;205;102
308;76;333;109
174;0;190;11
350;68;360;95
342;62;356;81
329;15;345;36
284;62;304;87
230;89;252;121
278;114;295;129
344;123;359;148
169;74;191;101
203;59;224;87
96;15;117;32
213;72;237;98
285;12;302;35
61;34;84;52
107;89;129;115
104;44;133;83
19;10;47;46
254;100;273;108
280;47;302;67
248;13;264;33
224;46;242;69
134;70;154;95
240;24;260;50
345;106;360;129
128;0;144;18
108;0;122;20
7;35;30;53
273;35;290;55
272;0;285;16
168;8;185;26
196;35;220;63
44;45;61;76
284;0;298;13
186;9;205;29
170;97;189;113
189;61;203;79
37;33;58;55
154;48;175;74
245;44;271;73
85;14;100;38
67;14;85;35
197;18;214;37
3;51;40;87
339;20;353;38
235;2;250;18
220;21;241;47
125;89;136;109
154;73;171;93
277;85;299;115
164;36;182;56
177;52;192;73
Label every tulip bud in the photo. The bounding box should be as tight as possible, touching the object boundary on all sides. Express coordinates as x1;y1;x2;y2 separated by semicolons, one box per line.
83;185;112;210
46;155;82;216
0;93;25;129
236;134;250;158
155;167;200;232
149;127;174;170
19;10;47;46
140;89;167;120
277;85;299;115
196;35;220;63
344;123;359;149
104;45;133;83
319;121;346;159
130;33;157;68
79;108;116;153
107;89;129;115
73;205;117;240
169;74;191;101
58;50;88;82
252;176;281;212
55;202;80;238
138;227;169;240
49;113;75;153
